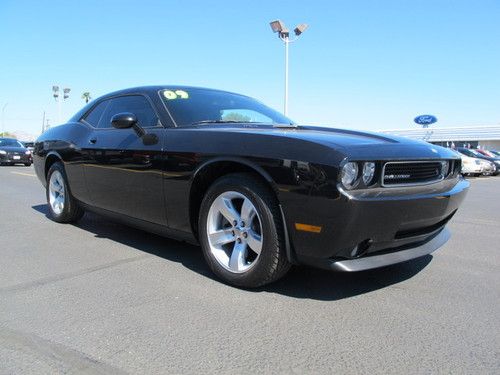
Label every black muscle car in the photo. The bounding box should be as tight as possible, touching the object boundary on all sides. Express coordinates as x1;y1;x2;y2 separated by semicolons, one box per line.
33;86;469;287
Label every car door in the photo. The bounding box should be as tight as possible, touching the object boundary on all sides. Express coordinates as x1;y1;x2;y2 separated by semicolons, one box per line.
82;94;167;226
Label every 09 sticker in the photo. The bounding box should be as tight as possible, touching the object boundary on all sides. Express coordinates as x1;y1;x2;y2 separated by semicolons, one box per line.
163;90;189;100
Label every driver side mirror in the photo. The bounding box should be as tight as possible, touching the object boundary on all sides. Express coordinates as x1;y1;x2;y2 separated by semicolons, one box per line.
111;112;137;129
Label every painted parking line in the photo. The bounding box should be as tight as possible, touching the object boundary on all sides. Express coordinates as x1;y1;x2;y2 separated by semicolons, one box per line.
10;171;36;177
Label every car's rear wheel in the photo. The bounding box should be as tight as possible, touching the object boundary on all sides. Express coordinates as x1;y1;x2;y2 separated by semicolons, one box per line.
46;162;84;223
198;173;291;288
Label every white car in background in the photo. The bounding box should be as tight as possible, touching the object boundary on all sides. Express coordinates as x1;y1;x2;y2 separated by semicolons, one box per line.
452;150;484;177
480;159;497;176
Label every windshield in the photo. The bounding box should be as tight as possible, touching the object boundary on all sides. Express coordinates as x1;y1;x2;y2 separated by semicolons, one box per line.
160;88;293;127
0;139;24;147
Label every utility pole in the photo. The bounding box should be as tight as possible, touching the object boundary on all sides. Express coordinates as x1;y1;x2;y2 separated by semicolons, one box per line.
42;111;46;133
1;102;7;136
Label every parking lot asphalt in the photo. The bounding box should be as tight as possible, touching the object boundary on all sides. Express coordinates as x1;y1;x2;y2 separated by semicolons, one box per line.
0;165;499;374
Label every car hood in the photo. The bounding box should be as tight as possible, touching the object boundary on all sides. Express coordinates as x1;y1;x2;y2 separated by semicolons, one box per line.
184;124;459;161
0;146;27;153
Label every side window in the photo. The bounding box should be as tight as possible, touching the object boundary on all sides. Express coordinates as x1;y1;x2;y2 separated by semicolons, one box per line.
98;95;159;129
82;100;109;127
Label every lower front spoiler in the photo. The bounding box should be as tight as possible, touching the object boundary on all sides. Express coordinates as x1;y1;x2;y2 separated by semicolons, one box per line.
328;228;450;272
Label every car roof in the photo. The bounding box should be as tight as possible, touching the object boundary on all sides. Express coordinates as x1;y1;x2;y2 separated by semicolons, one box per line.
100;85;250;99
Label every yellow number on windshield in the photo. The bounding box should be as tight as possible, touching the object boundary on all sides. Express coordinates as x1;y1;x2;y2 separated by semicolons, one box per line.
163;90;189;100
175;90;189;99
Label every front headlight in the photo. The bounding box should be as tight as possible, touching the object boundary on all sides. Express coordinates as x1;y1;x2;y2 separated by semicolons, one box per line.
362;162;376;185
0;150;6;155
440;160;449;177
341;162;359;189
25;150;31;155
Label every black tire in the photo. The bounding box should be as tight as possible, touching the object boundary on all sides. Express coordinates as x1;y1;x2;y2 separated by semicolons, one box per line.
198;173;291;288
24;162;31;167
46;162;84;223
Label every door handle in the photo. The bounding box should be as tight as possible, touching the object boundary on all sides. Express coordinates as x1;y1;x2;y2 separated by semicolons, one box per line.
89;138;97;144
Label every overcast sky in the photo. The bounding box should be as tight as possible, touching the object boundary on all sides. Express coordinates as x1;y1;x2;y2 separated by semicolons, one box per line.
1;0;499;136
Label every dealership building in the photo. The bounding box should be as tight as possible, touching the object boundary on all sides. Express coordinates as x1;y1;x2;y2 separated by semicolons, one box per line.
380;125;500;150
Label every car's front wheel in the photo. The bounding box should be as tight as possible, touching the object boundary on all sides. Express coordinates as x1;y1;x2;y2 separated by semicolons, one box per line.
198;173;291;288
46;162;84;223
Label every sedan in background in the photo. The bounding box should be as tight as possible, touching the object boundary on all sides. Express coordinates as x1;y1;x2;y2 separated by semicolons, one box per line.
475;149;497;158
0;138;32;166
480;160;497;176
456;147;500;175
454;150;484;177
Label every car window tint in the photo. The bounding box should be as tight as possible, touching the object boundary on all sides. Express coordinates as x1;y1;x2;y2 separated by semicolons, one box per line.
99;95;158;129
83;101;109;127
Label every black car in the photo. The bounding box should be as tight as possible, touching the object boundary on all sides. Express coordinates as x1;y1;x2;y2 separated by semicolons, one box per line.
33;86;469;287
456;147;500;175
0;138;33;166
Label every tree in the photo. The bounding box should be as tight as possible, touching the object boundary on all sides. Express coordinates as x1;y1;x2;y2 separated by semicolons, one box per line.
0;132;16;138
81;92;92;103
221;112;251;122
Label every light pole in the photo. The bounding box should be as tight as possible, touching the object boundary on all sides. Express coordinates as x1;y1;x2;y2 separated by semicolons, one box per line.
269;20;308;116
1;102;7;136
52;85;71;123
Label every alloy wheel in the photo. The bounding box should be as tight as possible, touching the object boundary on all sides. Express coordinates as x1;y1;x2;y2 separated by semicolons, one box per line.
206;191;263;273
49;170;65;215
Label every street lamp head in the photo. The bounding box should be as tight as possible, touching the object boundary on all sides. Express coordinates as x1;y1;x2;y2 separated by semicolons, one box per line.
269;20;286;33
63;87;71;99
294;23;308;36
52;85;59;93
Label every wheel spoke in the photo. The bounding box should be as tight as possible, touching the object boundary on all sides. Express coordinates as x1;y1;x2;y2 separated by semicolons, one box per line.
229;242;247;272
209;229;235;246
49;179;59;193
213;196;240;223
246;229;262;255
240;198;255;225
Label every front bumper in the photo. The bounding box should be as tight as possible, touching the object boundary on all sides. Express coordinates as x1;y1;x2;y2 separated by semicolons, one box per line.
282;177;469;269
0;154;32;164
328;227;449;271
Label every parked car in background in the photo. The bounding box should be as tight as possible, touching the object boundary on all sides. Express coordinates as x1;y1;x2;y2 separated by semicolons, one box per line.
475;149;496;158
22;141;35;153
453;150;484;177
0;138;32;166
456;147;500;175
33;86;469;287
480;160;497;176
488;150;500;157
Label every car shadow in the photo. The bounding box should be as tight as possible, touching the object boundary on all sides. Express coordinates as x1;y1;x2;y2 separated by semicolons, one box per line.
32;204;433;301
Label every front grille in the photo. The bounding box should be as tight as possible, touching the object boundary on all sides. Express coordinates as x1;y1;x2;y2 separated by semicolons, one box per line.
382;161;443;186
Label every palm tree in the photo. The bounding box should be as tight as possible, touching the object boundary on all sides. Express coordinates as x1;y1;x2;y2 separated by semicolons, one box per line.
81;92;92;103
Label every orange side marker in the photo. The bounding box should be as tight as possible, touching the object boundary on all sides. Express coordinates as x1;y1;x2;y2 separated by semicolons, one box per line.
295;223;322;233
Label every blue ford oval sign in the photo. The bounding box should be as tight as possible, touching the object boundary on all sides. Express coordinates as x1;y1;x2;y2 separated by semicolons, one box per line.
414;115;437;126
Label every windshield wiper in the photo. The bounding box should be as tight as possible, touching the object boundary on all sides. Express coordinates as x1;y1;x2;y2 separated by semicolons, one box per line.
273;123;298;128
191;120;251;125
